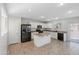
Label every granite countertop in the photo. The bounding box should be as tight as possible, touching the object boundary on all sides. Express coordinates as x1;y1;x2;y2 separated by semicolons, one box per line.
48;30;67;33
33;32;50;36
31;30;67;33
31;28;67;33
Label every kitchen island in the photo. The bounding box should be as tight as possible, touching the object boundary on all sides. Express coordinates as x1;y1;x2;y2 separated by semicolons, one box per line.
32;29;67;42
33;32;51;47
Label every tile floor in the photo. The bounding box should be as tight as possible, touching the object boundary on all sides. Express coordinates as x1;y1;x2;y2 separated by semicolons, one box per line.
8;39;79;55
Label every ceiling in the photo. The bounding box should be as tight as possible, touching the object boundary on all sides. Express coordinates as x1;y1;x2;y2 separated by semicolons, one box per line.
5;3;79;22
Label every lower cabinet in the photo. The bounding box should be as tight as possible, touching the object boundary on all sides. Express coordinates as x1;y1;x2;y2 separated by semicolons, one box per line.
51;32;57;39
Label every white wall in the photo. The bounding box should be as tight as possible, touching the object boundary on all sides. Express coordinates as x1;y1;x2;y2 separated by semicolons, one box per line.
21;17;79;41
21;18;47;31
49;17;79;41
8;16;21;44
0;4;1;35
8;17;46;45
0;4;8;54
0;33;8;54
49;17;79;30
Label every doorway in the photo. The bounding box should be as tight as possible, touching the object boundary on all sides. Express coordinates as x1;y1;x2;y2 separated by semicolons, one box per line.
70;23;79;42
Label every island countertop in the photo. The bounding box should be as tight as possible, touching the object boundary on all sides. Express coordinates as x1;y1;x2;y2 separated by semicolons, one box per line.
31;30;67;33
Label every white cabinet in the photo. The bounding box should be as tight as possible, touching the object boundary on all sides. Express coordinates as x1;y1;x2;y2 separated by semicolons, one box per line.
34;34;51;47
50;32;57;39
64;33;67;41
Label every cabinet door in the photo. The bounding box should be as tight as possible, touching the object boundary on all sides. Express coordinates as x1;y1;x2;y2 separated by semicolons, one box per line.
51;32;57;39
9;17;21;44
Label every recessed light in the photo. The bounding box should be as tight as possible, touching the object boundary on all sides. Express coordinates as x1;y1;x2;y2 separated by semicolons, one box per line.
58;3;64;7
67;10;72;14
60;3;64;6
55;17;58;19
28;8;32;12
40;16;45;18
46;19;51;21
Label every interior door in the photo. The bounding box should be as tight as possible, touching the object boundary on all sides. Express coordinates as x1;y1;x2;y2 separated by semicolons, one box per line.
9;17;21;44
